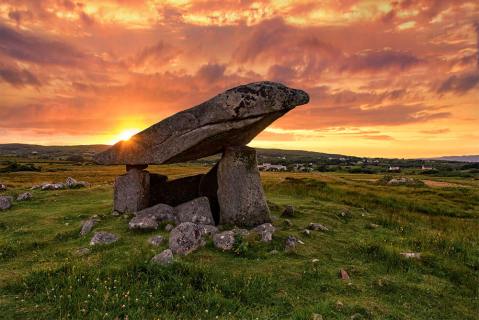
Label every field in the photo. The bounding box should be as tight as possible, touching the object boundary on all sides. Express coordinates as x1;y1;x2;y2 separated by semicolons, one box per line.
0;159;478;319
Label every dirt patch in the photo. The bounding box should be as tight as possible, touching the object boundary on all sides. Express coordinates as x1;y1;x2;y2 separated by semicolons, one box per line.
422;180;465;188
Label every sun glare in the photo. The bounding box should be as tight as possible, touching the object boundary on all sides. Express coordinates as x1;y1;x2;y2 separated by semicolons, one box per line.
111;128;140;144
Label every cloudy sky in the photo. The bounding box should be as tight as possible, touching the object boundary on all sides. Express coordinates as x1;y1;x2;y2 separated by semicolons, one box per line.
0;0;478;157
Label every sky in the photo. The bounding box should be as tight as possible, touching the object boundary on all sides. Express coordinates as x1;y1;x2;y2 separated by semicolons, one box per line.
0;0;478;158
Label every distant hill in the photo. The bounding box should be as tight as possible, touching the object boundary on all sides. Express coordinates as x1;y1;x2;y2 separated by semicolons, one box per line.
428;155;479;163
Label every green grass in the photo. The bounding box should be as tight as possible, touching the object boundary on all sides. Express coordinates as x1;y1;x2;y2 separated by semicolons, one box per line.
0;161;478;319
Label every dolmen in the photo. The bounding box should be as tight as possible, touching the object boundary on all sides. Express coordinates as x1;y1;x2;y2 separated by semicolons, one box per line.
94;81;309;227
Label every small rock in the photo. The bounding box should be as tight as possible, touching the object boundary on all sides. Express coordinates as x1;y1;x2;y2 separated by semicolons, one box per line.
90;232;119;245
268;250;279;255
302;229;311;236
367;223;380;229
128;215;158;231
134;203;176;223
252;223;275;242
339;211;348;218
169;222;205;255
65;177;89;188
80;219;97;236
0;184;6;191
213;231;236;251
311;314;323;320
0;196;13;210
400;252;421;259
284;235;299;252
198;224;219;237
74;247;91;256
339;268;350;280
350;313;363;320
165;224;174;232
312;258;319;263
151;249;173;265
335;300;344;310
283;219;293;227
308;223;329;232
175;197;215;225
281;205;294;217
112;210;121;216
41;183;66;190
148;235;164;246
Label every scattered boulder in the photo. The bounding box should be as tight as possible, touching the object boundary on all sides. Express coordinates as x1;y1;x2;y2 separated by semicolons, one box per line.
308;223;329;232
129;215;158;230
94;82;309;165
281;205;295;217
151;249;173;265
213;231;236;251
175;197;215;225
41;183;66;190
339;268;350;280
169;222;205;255
0;184;6;191
400;252;421;259
217;146;271;227
165;224;174;232
302;229;311;236
284;235;300;252
74;247;91;256
114;168;150;213
16;192;32;201
90;232;119;245
65;177;89;188
252;223;275;242
80;219;97;236
129;203;176;230
148;235;165;246
0;196;13;211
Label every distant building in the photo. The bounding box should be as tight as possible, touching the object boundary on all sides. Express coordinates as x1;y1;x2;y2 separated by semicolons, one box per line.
258;163;287;171
388;166;401;172
421;165;434;170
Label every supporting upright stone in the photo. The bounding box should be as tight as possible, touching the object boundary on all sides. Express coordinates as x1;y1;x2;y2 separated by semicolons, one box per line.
114;168;150;213
217;146;270;227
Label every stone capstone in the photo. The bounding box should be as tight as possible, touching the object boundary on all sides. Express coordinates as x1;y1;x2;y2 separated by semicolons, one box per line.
94;82;309;165
114;168;150;213
217;146;270;227
175;197;215;225
168;222;205;255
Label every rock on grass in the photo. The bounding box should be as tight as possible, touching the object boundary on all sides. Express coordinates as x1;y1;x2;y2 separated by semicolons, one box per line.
0;196;13;210
151;249;173;265
168;222;205;255
90;232;118;245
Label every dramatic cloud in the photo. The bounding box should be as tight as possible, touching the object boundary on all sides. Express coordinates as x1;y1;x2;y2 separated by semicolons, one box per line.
0;0;477;157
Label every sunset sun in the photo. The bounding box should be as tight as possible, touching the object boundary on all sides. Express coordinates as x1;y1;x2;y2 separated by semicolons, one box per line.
112;128;140;144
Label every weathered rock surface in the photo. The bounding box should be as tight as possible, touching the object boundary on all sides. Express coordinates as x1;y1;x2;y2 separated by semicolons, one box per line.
16;192;32;201
198;224;219;237
175;197;215;225
0;196;13;210
90;232;119;245
65;177;89;188
41;183;65;190
94;82;309;165
169;222;205;255
114;168;150;213
165;223;174;232
213;231;236;251
198;163;220;224
217;146;270;227
148;235;165;246
151;249;173;265
252;223;275;242
129;203;175;230
80;219;97;236
308;223;329;232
